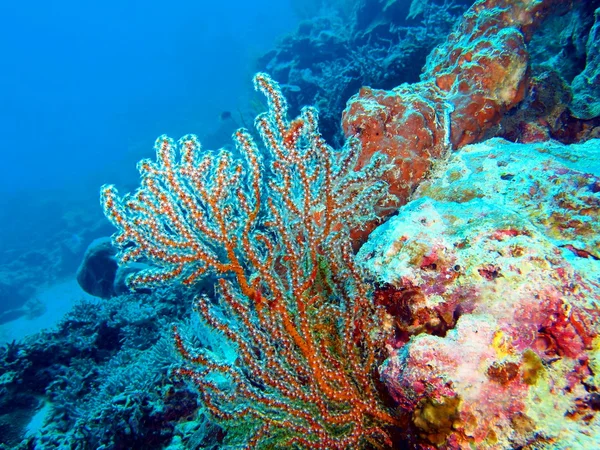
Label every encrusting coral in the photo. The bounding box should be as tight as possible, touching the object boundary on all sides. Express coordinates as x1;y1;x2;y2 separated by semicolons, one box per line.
342;0;575;241
358;138;600;448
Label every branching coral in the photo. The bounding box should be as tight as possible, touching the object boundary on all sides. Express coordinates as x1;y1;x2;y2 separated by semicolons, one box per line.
101;73;401;448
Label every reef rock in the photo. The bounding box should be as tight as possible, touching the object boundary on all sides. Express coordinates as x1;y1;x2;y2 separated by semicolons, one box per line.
76;237;119;299
342;0;573;243
358;138;600;448
571;7;600;120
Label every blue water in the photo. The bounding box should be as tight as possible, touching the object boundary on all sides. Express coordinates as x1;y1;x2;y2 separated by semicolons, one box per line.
0;0;296;268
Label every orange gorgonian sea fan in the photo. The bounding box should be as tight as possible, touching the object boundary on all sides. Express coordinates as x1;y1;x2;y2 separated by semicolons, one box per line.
100;73;401;448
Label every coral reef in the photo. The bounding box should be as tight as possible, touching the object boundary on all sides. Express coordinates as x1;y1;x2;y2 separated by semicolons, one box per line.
342;0;574;235
357;138;600;448
3;1;600;448
0;287;200;449
489;0;600;144
259;0;470;144
0;193;113;325
570;7;600;120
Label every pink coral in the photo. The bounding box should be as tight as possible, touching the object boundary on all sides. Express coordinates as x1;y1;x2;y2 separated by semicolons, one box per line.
359;138;600;448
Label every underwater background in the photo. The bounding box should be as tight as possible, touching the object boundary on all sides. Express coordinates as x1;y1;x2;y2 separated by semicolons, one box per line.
1;0;599;448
